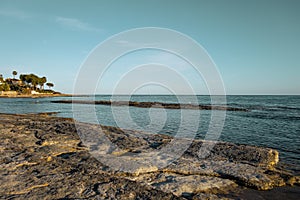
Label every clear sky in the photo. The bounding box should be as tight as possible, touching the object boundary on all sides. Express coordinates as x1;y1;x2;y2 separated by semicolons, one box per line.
0;0;299;94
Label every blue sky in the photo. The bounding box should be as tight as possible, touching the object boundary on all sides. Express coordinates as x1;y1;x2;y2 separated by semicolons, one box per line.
0;0;299;94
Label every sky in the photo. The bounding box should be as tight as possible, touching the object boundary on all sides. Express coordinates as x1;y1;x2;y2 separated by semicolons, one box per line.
0;0;299;95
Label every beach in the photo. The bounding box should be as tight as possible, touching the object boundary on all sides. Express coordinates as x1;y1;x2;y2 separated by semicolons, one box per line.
0;113;299;199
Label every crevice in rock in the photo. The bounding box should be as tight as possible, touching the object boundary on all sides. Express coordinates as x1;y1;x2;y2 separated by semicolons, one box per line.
56;152;77;159
92;183;102;195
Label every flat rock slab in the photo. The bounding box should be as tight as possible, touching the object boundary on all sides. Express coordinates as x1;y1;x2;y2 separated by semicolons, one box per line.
129;173;237;197
0;113;299;199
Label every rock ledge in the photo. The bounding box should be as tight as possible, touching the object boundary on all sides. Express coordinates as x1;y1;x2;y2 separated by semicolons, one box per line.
0;113;298;199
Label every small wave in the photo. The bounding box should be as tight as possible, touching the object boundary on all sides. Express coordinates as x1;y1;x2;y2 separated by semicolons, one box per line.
228;104;300;112
253;106;300;112
275;106;300;111
242;112;300;121
280;149;300;155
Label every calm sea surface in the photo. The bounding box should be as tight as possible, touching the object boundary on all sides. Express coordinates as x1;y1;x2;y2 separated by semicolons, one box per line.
0;95;299;172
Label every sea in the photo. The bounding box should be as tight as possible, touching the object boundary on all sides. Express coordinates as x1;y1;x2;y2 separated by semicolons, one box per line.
0;95;299;173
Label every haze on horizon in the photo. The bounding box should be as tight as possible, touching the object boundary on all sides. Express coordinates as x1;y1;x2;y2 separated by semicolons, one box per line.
0;0;299;95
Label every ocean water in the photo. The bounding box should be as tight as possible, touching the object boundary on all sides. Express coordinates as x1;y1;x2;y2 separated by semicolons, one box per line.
0;95;299;172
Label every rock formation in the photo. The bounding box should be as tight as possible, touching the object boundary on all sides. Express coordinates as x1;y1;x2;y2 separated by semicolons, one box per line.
51;100;249;111
0;113;298;199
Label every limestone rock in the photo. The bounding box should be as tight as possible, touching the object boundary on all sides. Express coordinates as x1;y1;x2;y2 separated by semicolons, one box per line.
0;113;298;199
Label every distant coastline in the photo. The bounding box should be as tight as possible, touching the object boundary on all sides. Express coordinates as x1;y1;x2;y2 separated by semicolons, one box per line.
0;93;72;98
0;71;59;97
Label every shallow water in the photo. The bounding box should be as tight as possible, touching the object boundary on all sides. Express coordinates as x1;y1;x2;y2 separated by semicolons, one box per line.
0;95;299;171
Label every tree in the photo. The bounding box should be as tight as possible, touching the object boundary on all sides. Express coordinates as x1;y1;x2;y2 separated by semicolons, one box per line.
19;73;50;92
19;74;29;87
38;77;47;90
12;71;17;79
0;83;10;91
24;74;38;90
19;74;40;90
19;74;25;82
0;74;3;82
46;82;54;89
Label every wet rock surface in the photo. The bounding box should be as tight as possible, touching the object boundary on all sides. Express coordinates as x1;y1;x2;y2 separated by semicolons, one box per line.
0;113;299;199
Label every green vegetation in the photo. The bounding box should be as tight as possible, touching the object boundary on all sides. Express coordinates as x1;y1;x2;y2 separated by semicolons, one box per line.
0;82;10;91
19;74;47;90
0;71;56;94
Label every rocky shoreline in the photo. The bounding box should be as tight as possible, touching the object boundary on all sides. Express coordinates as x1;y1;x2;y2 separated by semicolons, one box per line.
0;113;299;199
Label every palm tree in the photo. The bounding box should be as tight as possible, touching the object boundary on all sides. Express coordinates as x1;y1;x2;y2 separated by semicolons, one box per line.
12;71;17;79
